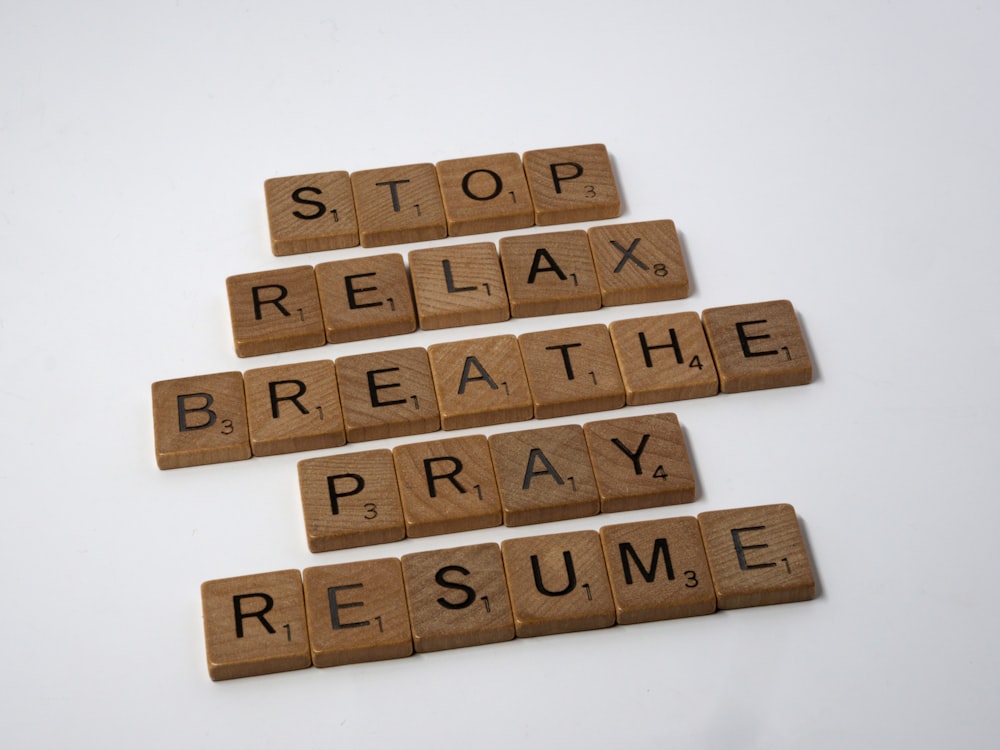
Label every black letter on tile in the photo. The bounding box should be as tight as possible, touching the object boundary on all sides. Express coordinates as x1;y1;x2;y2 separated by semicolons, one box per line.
290;186;326;220
545;342;582;380
435;565;476;609
461;169;503;201
735;320;778;358
367;368;406;407
345;272;383;310
458;356;498;394
611;433;651;476
549;162;583;194
522;448;564;489
424;456;465;497
731;526;777;570
326;472;364;515
252;285;290;320
442;259;477;294
526;248;568;283
531;550;577;596
611;238;648;273
375;179;410;212
639;329;683;367
268;379;309;418
328;583;369;629
619;538;675;585
177;393;216;431
233;593;276;637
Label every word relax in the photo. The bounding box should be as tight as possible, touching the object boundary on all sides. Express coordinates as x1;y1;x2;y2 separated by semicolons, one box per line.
201;503;816;680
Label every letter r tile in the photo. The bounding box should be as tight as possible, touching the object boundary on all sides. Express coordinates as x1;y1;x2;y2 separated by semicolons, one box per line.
226;266;326;357
201;569;312;680
697;504;816;609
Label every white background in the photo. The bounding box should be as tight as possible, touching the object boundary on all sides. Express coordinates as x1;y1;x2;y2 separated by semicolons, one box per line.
2;1;998;747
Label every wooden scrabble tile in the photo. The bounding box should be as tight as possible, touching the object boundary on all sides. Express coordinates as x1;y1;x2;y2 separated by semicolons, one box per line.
436;152;535;235
351;163;447;247
609;312;719;405
600;517;716;625
243;360;346;457
697;504;816;609
518;324;625;419
501;530;616;637
392;435;502;537
297;449;406;552
400;543;515;652
427;335;533;431
302;558;413;667
152;371;251;469
408;243;510;330
201;569;311;680
583;413;695;513
226;266;326;357
314;253;417;344
587;219;690;306
701;300;813;393
498;230;602;317
522;143;621;225
264;170;359;256
487;424;600;527
335;347;440;442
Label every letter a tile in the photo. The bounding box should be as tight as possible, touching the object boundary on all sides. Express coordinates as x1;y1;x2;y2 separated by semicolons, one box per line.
697;504;816;609
201;569;312;680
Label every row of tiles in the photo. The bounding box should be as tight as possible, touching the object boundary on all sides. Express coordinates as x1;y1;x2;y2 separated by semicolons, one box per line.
153;301;813;469
230;218;688;357
202;503;816;680
265;143;621;255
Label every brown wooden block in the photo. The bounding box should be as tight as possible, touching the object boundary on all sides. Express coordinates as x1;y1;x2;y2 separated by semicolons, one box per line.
314;253;417;344
408;243;510;330
609;312;719;405
201;569;311;680
522;143;621;226
400;543;515;652
600;517;716;625
243;360;346;457
518;324;625;419
701;299;813;393
226;266;326;357
583;413;695;513
351;163;447;247
427;335;533;431
152;371;251;469
487;425;600;527
335;347;440;443
501;530;616;637
697;503;816;609
302;558;413;667
297;449;406;552
392;435;502;537
498;230;602;317
264;170;359;256
587;219;690;306
436;152;535;235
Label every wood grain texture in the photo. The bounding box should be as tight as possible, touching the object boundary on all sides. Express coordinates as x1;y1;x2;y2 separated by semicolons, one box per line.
586;219;690;306
600;517;716;624
302;558;413;667
226;266;326;357
297;449;406;553
701;299;813;393
498;230;601;317
409;242;510;329
400;543;515;653
436;152;534;235
201;569;311;680
265;170;359;256
352;163;447;247
609;312;719;405
697;504;816;609
152;371;251;469
522;143;621;225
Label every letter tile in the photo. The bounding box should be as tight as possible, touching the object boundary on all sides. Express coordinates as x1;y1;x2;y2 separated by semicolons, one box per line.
697;504;816;609
226;266;327;357
152;371;250;469
264;170;359;256
701;299;813;393
599;517;716;624
518;324;625;419
427;334;533;430
501;530;616;637
314;253;417;344
522;143;621;225
392;435;502;537
586;219;690;306
498;230;602;317
435;152;535;235
487;424;600;527
351;163;447;247
400;543;515;652
297;449;406;552
302;558;413;667
583;413;695;513
335;347;440;442
409;243;510;330
243;360;345;456
201;569;312;680
609;312;719;405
